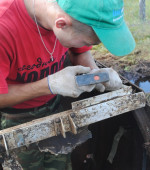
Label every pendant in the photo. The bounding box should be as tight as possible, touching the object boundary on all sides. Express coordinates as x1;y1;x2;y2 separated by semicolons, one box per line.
51;56;54;62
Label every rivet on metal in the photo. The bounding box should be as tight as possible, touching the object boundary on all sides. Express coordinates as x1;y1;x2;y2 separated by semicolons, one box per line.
70;113;76;118
55;118;61;123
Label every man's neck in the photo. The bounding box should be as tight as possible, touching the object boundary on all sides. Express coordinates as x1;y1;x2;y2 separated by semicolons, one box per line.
23;0;54;30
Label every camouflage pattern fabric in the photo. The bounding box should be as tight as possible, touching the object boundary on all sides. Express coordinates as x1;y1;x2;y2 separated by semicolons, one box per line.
0;95;72;170
16;148;71;170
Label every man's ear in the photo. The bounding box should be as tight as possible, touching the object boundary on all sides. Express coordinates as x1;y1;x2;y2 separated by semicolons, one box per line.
55;17;71;29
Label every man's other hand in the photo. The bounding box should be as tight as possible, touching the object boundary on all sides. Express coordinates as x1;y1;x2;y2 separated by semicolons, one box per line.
90;68;123;92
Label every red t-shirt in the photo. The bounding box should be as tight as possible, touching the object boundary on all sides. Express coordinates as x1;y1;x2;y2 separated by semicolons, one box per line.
0;0;92;109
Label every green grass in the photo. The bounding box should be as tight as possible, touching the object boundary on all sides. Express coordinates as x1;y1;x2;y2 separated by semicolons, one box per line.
92;0;150;64
92;43;108;54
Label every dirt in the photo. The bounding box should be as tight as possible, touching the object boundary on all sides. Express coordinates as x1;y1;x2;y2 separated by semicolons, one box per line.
92;51;150;92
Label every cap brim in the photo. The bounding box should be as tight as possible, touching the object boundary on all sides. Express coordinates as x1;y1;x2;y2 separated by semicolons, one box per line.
93;22;136;57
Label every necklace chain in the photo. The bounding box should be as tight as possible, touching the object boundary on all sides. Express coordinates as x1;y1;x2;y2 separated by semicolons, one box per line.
33;0;57;61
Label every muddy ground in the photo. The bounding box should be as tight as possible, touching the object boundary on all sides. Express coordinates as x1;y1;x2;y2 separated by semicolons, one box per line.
92;51;150;93
93;51;150;76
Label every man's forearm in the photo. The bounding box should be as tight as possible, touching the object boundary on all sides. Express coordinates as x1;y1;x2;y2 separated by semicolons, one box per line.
68;50;98;69
0;50;97;108
0;77;50;108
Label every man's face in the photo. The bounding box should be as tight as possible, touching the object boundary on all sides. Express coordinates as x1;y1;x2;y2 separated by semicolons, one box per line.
53;25;100;48
59;33;100;48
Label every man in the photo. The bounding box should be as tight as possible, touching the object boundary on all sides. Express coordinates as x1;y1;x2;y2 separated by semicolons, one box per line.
0;0;135;169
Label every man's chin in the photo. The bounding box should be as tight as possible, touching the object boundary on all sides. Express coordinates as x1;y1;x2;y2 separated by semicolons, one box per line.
60;41;84;48
66;44;85;48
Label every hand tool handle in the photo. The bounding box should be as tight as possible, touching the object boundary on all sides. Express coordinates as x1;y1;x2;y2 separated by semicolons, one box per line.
76;72;109;87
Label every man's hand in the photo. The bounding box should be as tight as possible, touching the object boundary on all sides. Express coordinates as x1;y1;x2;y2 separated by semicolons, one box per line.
47;66;95;98
91;68;123;92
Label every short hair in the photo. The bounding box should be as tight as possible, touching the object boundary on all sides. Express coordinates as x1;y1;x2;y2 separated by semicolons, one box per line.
71;17;99;42
53;2;99;43
53;1;97;38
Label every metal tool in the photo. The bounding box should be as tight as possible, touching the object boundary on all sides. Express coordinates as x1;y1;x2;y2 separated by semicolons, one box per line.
76;72;109;86
0;86;146;154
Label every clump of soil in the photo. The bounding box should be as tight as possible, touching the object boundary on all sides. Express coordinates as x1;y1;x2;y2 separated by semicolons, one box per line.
93;51;150;80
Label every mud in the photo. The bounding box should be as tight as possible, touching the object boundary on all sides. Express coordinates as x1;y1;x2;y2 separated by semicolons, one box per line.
95;55;150;93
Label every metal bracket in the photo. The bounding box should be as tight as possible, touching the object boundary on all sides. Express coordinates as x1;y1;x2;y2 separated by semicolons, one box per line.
54;117;66;138
0;89;146;153
60;118;66;138
68;114;77;135
2;134;9;156
54;114;77;138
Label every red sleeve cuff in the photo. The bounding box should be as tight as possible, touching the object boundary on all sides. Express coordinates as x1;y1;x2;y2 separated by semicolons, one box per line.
70;46;92;54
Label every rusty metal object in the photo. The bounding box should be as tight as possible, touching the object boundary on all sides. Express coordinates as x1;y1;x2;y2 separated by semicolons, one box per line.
38;126;91;155
72;85;132;110
0;89;146;153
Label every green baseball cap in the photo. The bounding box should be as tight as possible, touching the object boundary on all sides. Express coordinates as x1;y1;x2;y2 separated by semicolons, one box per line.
56;0;136;57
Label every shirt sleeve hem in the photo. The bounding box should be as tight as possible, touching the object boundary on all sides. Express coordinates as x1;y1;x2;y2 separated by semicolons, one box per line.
70;46;92;54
